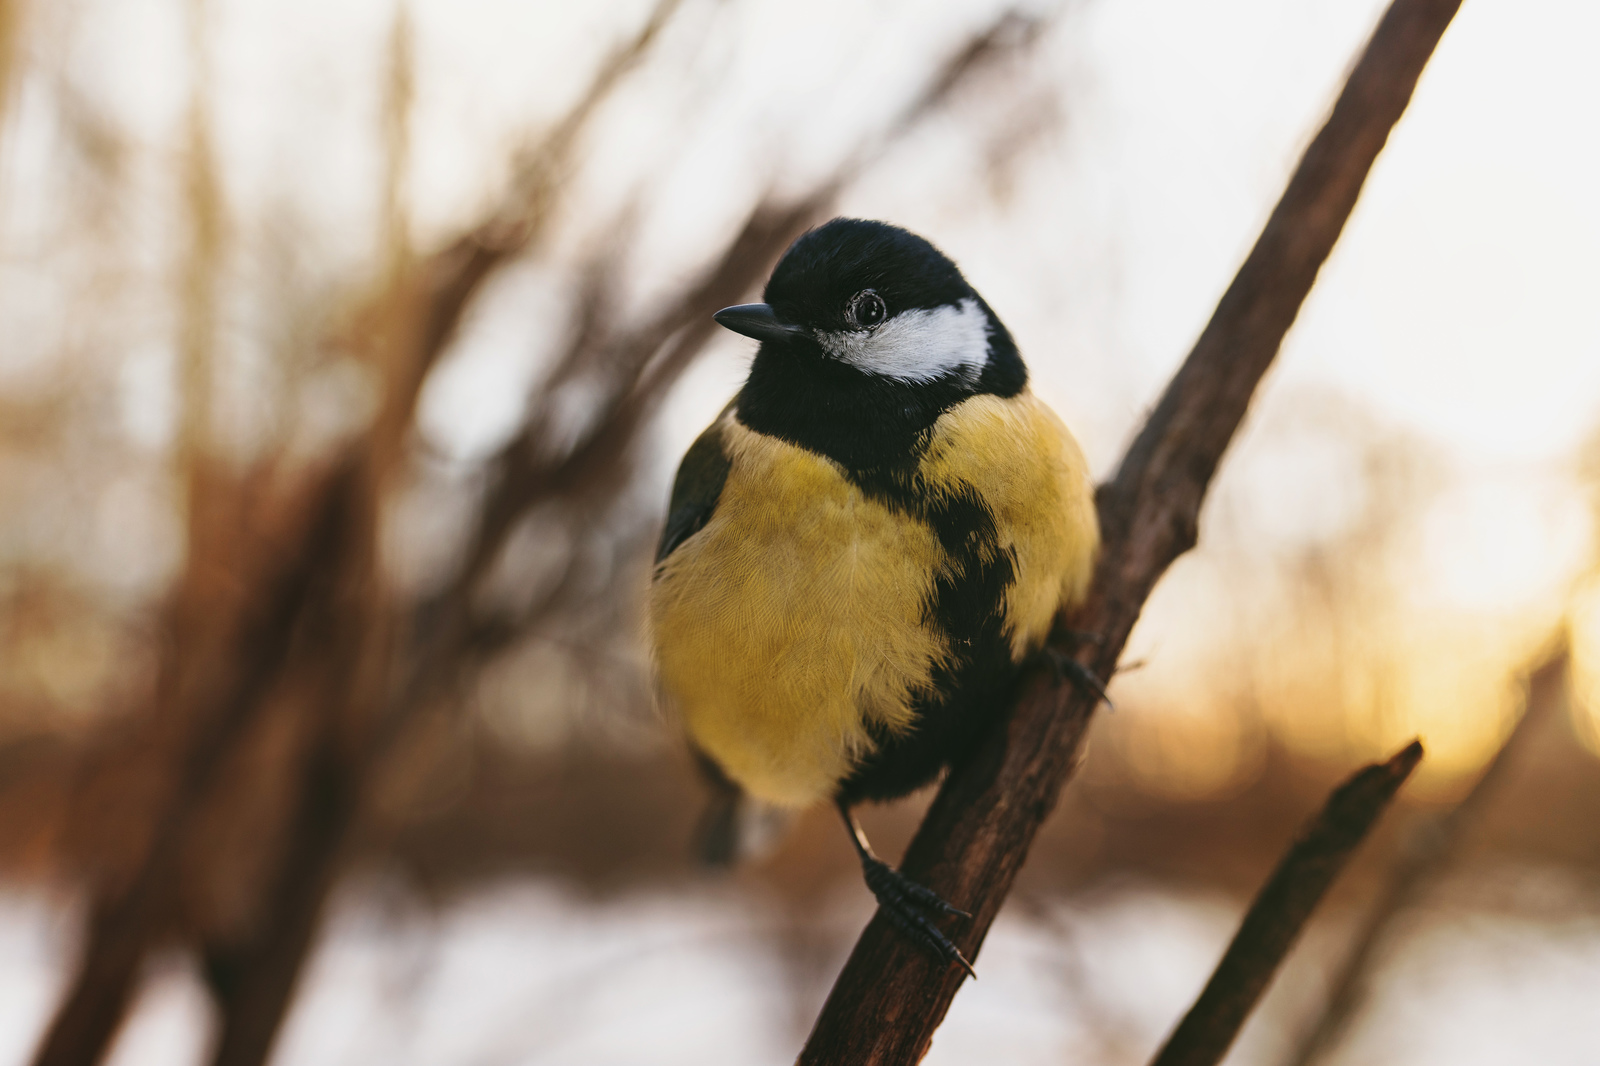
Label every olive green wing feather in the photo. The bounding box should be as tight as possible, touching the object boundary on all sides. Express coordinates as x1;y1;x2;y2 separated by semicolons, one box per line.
655;411;734;564
655;407;740;863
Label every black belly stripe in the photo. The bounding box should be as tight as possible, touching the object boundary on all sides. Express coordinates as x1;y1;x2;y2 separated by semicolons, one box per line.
836;460;1019;804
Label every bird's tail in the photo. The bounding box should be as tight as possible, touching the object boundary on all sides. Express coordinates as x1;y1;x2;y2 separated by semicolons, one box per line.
690;748;792;867
694;788;742;867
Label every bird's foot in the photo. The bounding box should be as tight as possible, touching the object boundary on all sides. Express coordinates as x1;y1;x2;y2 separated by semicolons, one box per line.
860;855;975;978
1036;647;1114;711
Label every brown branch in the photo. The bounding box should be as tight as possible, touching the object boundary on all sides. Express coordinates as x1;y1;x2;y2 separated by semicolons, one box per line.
798;2;1463;1062
1284;644;1569;1066
1149;740;1424;1066
838;11;1050;183
204;698;365;1066
29;458;362;1066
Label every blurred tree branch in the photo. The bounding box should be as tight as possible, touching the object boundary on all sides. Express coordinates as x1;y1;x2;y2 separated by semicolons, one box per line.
1149;740;1423;1066
0;0;18;131
32;3;687;1064
1284;643;1570;1066
798;1;1463;1062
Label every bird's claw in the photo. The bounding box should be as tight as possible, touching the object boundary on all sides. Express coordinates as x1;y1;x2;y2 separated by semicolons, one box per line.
860;856;975;978
1039;647;1114;711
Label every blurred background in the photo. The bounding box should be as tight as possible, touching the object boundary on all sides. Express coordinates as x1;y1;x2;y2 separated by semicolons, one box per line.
0;0;1598;1063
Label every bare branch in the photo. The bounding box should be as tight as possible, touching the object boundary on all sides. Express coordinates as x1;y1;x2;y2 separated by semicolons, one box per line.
799;2;1463;1062
1148;740;1424;1066
1284;644;1570;1066
30;458;362;1066
842;10;1051;181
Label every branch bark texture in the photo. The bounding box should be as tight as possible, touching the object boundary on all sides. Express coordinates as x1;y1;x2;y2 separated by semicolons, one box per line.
800;1;1462;1062
1149;740;1424;1066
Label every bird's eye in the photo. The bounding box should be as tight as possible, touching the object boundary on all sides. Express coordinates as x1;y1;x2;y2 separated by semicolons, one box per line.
846;290;886;330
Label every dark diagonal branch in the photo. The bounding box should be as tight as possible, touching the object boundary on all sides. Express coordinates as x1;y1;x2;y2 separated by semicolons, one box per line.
1149;740;1424;1066
799;2;1463;1062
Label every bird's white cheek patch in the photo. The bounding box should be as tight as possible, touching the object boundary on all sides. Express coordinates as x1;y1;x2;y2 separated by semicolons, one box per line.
818;298;989;383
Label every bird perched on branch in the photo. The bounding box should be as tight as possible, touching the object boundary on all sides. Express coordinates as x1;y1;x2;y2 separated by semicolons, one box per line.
650;218;1100;973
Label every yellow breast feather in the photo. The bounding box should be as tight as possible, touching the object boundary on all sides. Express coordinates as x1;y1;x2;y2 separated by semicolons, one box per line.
919;389;1099;662
650;414;948;807
651;391;1096;808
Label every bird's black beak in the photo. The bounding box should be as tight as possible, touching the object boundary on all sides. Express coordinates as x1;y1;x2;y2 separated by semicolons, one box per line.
713;303;803;344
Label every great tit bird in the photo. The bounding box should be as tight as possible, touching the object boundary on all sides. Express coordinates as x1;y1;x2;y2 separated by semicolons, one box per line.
650;218;1099;973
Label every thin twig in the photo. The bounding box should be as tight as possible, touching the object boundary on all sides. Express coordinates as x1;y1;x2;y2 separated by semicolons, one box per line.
1283;644;1569;1066
1149;740;1424;1066
798;2;1463;1062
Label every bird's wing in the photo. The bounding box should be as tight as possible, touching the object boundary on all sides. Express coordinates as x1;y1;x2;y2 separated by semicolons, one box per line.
657;403;743;864
655;405;734;564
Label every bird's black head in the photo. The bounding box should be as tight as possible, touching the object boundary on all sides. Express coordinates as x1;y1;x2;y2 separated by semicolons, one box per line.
764;218;971;338
719;218;1026;474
